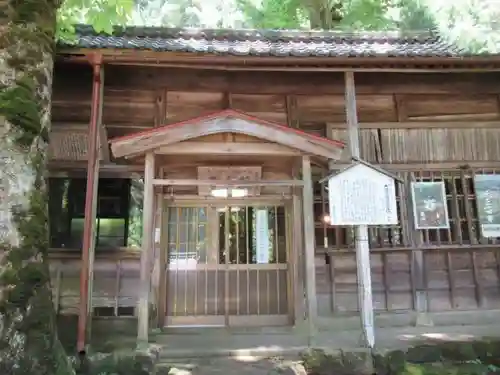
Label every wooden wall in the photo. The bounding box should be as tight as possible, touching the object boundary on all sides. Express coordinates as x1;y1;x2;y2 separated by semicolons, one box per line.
49;252;141;316
155;139;294;196
50;62;500;319
314;164;500;316
49;195;163;317
315;248;500;316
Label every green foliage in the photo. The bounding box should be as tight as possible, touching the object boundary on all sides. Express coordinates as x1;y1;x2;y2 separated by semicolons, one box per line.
132;0;203;27
56;0;134;41
235;0;398;29
9;0;59;25
165;0;202;28
127;179;144;248
302;341;500;375
236;0;307;29
0;76;47;146
79;354;155;375
235;0;500;53
418;0;500;53
397;0;436;31
337;0;397;30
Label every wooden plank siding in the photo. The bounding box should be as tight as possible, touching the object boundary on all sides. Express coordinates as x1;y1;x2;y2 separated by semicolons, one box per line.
49;63;500;318
47;195;164;317
48;252;141;316
328;127;500;164
314;248;500;315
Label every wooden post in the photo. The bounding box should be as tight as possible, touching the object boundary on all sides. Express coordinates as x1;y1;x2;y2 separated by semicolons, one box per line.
344;71;375;348
77;57;103;353
157;195;168;328
301;155;317;343
149;193;159;328
404;174;431;325
137;152;155;345
292;166;305;325
326;157;337;312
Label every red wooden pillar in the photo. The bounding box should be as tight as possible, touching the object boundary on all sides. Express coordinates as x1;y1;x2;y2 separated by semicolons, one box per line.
77;53;104;353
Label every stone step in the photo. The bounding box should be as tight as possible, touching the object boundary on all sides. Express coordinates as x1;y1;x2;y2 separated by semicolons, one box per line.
154;353;307;375
156;345;308;360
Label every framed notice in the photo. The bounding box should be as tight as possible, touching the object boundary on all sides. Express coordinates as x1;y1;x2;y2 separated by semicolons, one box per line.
411;181;449;230
474;174;500;238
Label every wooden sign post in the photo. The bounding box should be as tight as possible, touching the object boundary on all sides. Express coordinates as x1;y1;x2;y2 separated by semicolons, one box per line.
326;72;400;349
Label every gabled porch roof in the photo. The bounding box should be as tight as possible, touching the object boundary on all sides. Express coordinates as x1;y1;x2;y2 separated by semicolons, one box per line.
109;109;345;160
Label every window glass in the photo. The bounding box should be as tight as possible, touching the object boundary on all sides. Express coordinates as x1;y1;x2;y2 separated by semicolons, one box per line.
127;178;143;248
98;218;127;247
219;206;287;265
49;177;132;250
167;207;208;268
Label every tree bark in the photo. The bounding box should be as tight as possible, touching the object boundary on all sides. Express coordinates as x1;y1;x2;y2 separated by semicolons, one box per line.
305;0;335;29
0;1;74;374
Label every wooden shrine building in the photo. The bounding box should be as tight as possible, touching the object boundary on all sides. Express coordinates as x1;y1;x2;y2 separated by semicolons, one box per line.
50;25;500;350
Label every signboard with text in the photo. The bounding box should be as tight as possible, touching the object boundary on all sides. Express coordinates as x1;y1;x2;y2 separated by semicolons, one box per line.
255;209;270;264
328;163;398;226
474;174;500;237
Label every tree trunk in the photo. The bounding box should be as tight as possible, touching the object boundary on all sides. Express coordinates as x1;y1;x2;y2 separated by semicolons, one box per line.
306;0;331;29
304;0;342;29
0;1;74;374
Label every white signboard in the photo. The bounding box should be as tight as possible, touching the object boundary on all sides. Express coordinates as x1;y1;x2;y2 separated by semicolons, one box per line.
328;163;398;226
255;209;270;264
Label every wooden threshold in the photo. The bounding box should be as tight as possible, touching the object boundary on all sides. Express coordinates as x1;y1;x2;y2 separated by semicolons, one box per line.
165;315;289;327
166;316;225;327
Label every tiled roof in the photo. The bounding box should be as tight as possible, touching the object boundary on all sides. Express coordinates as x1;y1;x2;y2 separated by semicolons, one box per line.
63;24;464;58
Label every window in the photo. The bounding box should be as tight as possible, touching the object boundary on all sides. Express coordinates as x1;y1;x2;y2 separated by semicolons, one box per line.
219;205;287;265
166;205;287;267
409;169;500;246
48;177;139;250
127;179;143;248
167;207;208;267
315;180;404;249
49;178;71;248
314;168;500;250
69;218;126;248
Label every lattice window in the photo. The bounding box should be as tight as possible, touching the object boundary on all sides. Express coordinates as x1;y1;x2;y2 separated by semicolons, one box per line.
167;207;208;264
315;168;500;250
409;169;500;246
314;177;405;249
